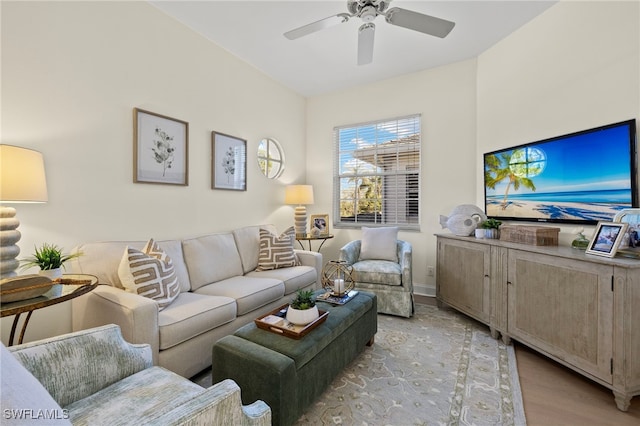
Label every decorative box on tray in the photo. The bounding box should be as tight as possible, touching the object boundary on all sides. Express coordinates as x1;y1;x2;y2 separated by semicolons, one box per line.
499;225;560;246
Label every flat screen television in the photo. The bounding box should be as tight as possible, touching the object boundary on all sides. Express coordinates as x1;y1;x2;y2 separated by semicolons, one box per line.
483;119;638;225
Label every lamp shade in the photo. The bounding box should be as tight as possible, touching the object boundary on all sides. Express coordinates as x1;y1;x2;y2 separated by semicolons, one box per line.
0;145;48;203
284;185;314;205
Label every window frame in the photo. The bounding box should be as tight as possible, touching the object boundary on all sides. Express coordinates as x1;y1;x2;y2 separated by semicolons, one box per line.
333;114;421;231
257;138;285;179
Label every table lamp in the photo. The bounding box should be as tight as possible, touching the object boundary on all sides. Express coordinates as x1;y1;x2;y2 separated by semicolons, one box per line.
285;184;314;236
0;145;48;278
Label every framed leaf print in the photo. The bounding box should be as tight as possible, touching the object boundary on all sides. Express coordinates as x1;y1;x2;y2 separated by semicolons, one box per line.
133;108;188;185
212;131;247;191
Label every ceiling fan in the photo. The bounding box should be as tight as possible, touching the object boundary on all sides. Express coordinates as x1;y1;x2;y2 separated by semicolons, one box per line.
284;0;455;66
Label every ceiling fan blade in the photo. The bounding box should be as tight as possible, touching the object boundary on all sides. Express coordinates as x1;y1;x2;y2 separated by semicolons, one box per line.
357;23;375;66
284;13;350;40
385;7;455;38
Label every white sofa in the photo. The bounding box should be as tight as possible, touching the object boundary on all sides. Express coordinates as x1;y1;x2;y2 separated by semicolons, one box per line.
69;225;322;378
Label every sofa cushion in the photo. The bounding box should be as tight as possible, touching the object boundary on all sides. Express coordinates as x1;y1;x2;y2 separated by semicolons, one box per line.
182;233;243;291
65;366;204;425
118;239;181;310
232;225;278;274
194;276;284;316
359;226;398;262
1;343;72;425
70;240;190;293
352;260;402;286
256;227;299;271
158;293;236;350
247;265;317;295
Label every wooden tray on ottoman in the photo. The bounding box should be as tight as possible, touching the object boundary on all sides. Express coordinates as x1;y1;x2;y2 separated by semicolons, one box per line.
255;303;328;339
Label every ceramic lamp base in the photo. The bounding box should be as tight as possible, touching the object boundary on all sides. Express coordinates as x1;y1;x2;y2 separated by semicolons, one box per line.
294;205;307;236
0;206;21;279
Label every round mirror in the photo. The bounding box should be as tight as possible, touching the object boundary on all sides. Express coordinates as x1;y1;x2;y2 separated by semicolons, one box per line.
257;138;285;179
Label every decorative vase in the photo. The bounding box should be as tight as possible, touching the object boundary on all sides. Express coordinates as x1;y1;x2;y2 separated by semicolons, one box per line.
39;268;63;280
474;229;485;239
286;305;319;325
571;233;590;250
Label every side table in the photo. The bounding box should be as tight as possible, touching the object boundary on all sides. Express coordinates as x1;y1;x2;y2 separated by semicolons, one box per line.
295;233;334;252
1;274;98;346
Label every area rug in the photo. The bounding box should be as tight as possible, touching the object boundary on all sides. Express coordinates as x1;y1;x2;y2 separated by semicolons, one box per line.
193;303;526;425
295;303;526;425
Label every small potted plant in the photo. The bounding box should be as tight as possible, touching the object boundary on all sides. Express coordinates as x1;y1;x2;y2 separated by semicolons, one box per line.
286;289;319;325
480;218;502;239
21;243;82;279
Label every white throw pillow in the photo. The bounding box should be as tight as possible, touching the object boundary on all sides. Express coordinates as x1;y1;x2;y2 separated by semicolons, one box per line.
359;226;399;262
255;226;300;271
118;239;180;310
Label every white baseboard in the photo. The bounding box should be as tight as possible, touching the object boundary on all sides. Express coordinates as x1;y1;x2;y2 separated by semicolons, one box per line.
413;283;436;297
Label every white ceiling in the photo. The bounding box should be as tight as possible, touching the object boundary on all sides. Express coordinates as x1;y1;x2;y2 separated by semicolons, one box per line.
150;1;556;97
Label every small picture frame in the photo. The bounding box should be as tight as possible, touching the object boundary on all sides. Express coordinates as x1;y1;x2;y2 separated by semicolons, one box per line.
212;131;247;191
586;221;628;258
133;108;188;185
613;208;640;258
310;214;329;236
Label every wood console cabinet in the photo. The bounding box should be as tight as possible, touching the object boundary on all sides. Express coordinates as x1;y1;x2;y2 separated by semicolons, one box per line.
436;234;640;411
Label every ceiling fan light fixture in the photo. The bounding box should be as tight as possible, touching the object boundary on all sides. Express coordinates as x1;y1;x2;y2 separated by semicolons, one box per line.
360;5;378;23
357;23;375;65
284;0;455;64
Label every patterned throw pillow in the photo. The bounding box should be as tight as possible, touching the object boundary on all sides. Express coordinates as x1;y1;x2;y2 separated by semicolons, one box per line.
255;226;300;271
118;239;180;310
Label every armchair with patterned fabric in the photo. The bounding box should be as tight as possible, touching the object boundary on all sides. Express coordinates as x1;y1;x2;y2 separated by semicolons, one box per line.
339;227;414;318
1;324;270;426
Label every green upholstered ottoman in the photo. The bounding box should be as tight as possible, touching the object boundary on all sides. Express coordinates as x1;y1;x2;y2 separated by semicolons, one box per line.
212;291;377;426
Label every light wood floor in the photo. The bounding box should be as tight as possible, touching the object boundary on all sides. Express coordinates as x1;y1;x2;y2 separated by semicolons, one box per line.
415;296;640;425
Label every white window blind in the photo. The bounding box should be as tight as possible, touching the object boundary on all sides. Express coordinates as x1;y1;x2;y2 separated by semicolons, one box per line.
334;114;421;229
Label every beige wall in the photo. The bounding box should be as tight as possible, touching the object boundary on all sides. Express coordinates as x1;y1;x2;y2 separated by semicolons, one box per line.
2;1;638;344
306;59;479;294
306;0;640;293
477;0;640;243
1;1;307;344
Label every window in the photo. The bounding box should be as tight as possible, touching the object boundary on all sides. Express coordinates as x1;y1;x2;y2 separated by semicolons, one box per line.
257;138;285;179
334;114;421;229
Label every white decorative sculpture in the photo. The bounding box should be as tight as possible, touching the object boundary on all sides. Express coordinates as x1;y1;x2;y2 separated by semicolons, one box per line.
439;204;487;236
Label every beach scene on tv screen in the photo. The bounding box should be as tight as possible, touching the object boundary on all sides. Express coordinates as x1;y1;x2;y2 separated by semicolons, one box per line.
484;124;634;222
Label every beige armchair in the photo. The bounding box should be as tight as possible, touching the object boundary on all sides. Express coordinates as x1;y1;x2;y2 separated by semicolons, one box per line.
1;324;270;426
340;233;413;318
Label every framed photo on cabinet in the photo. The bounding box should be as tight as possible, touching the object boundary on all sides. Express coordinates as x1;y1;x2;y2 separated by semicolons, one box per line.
212;131;247;191
613;208;640;258
133;108;188;185
585;221;628;258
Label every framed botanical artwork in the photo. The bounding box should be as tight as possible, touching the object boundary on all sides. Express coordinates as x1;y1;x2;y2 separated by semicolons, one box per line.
133;108;188;185
212;131;246;191
310;214;329;236
585;221;628;258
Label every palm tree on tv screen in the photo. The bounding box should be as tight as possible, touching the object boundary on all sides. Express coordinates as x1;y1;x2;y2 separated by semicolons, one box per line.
485;148;545;209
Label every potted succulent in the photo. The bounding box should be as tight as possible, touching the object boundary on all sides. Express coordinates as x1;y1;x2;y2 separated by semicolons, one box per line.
286;289;319;325
479;218;502;239
21;243;82;279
